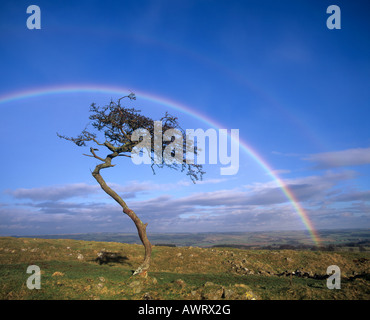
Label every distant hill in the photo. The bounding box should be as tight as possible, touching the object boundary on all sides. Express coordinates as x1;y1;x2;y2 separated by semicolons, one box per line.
14;228;370;251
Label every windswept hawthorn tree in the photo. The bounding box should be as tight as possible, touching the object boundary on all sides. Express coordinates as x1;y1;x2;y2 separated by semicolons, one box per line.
58;93;204;275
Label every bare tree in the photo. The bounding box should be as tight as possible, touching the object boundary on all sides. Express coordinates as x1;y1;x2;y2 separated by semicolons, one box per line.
58;93;204;275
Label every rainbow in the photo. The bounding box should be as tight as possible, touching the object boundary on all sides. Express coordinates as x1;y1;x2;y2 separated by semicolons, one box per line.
0;84;321;245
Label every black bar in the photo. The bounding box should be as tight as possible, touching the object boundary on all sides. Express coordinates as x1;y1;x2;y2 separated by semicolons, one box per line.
0;300;367;319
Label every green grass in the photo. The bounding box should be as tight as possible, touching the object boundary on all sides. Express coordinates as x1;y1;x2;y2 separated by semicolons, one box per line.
0;236;369;300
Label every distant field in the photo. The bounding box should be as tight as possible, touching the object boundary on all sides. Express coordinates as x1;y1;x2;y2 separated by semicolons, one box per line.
14;229;370;251
0;236;369;300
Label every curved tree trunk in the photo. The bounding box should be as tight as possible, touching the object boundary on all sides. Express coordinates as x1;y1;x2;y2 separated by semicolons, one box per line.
92;160;152;276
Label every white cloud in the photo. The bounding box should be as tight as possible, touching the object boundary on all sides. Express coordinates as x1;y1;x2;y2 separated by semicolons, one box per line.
304;147;370;169
5;178;226;202
5;183;100;201
1;170;369;235
332;190;370;202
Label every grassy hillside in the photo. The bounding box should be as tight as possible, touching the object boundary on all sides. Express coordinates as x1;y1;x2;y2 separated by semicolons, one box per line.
0;237;369;300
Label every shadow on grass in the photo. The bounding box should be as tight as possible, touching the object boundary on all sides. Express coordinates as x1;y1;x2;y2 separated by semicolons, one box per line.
91;251;131;266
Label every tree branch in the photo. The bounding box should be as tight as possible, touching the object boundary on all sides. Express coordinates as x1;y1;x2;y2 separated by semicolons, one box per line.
118;154;132;158
88;147;106;162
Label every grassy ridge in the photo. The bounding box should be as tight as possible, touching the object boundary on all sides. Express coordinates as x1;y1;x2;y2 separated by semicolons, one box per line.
0;237;369;300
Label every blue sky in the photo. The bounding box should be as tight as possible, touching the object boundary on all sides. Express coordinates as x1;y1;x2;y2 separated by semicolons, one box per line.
0;0;369;237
